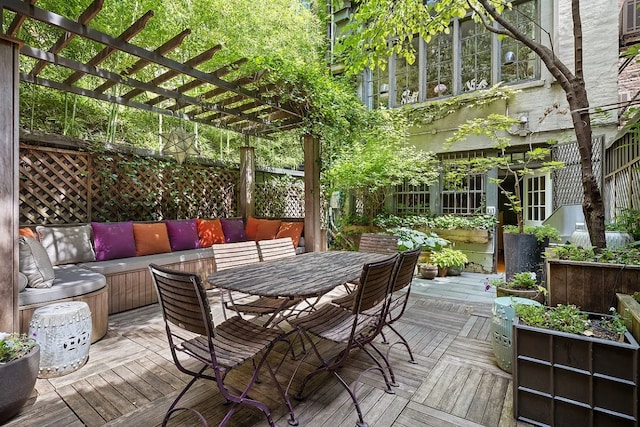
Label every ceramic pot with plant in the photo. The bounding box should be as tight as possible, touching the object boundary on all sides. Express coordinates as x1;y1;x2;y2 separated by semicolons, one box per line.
486;271;545;303
430;247;468;277
0;333;40;424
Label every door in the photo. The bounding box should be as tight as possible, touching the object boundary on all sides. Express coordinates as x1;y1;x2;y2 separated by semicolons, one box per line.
523;171;552;227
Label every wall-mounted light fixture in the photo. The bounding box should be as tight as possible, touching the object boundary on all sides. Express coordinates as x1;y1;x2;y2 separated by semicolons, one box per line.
160;127;199;165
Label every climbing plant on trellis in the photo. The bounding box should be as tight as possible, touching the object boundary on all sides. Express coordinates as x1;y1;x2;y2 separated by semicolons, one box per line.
255;175;304;218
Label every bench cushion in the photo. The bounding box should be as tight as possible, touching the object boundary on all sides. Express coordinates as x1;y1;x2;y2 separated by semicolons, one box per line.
79;247;213;275
36;224;96;265
19;265;106;306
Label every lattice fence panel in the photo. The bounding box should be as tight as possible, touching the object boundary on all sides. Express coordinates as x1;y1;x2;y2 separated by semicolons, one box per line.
615;170;631;211
632;166;640;209
552;135;603;210
604;178;615;219
19;145;91;224
255;177;304;218
91;154;239;222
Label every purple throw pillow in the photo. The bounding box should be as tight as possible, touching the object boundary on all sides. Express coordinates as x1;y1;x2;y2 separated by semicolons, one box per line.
165;219;201;251
220;218;247;243
91;221;136;261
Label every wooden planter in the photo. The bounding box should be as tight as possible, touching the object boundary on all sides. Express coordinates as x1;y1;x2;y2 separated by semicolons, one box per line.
618;293;640;343
513;315;640;426
547;259;640;313
430;228;490;244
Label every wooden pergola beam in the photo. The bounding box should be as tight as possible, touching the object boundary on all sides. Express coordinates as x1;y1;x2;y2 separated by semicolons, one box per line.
64;10;154;86
94;28;191;94
5;0;35;36
30;0;104;76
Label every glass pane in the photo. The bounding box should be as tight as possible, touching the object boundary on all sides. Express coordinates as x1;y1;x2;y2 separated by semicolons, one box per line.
395;37;421;105
426;30;453;99
501;0;538;83
461;19;491;92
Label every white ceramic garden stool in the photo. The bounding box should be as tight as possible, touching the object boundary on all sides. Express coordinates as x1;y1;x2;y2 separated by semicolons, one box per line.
491;296;542;374
28;301;92;378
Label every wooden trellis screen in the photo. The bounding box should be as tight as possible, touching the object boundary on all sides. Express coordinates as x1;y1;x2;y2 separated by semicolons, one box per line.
254;179;305;218
19;142;305;225
552;135;604;211
604;130;640;218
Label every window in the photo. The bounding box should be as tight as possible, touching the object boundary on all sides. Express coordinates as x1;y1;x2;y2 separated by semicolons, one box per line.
426;31;453;99
460;19;491;92
500;0;539;83
394;181;430;215
524;172;551;226
365;67;390;109
441;161;485;214
394;37;420;105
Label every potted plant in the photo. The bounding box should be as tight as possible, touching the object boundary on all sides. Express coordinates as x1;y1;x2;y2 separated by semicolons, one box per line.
0;333;40;424
503;223;559;284
430;247;468;277
485;271;545;303
388;227;449;279
512;304;639;426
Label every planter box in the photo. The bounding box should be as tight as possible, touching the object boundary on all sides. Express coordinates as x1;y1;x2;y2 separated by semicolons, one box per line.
618;293;640;343
547;259;640;313
513;315;640;426
430;228;490;244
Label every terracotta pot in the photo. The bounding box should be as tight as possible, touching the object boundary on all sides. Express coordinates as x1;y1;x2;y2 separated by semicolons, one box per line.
0;345;40;424
437;266;448;277
496;286;545;304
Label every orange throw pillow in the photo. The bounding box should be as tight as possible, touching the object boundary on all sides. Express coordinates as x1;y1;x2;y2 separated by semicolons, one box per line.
245;215;260;241
256;219;282;241
196;218;225;247
19;227;37;239
132;222;172;256
276;222;304;248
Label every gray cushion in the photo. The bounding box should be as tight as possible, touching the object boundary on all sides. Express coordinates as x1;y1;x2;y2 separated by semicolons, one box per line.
36;224;96;266
79;247;214;275
19;237;55;288
18;272;28;292
18;265;106;306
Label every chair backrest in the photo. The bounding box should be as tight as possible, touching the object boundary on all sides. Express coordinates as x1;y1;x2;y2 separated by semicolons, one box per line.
148;263;215;364
358;233;398;255
390;246;422;293
211;241;260;271
257;237;296;262
352;254;398;315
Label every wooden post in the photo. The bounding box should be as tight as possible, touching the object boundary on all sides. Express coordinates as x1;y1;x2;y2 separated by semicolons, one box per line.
239;146;255;220
0;35;23;332
303;134;322;252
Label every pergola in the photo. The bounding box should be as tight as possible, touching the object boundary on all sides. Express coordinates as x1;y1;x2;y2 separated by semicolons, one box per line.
0;0;323;332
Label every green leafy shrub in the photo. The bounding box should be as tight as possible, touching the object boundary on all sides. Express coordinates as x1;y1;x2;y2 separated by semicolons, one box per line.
0;333;36;363
374;214;497;230
547;243;640;265
503;224;560;242
430;247;468;268
488;272;537;290
388;227;449;251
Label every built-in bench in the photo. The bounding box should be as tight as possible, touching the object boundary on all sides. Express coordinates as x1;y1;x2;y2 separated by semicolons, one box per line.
17;217;304;342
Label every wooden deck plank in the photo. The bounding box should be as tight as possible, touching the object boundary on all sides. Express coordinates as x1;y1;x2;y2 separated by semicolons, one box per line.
56;383;105;427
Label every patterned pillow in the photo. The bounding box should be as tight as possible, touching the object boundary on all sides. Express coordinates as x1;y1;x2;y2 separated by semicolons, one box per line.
19;237;55;288
220;218;247;243
165;219;201;251
276;222;304;248
196;218;225;247
132;223;172;256
36;224;96;265
91;221;137;261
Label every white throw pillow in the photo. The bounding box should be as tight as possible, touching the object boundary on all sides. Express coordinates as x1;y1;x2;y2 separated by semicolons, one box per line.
19;237;55;288
36;224;96;265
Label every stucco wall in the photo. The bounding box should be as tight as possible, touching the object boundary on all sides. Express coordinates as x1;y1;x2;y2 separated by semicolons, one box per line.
408;0;620;155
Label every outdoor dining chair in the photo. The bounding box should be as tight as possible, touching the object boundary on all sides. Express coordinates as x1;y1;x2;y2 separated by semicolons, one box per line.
330;247;422;386
288;254;398;427
148;263;298;427
211;241;299;323
257;237;297;261
343;232;399;294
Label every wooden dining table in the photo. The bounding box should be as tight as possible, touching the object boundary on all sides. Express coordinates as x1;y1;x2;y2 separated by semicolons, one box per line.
206;251;393;301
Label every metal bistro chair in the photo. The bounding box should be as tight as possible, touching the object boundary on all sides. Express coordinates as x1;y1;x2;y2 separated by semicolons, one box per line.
330;247;422;386
342;233;399;294
148;264;298;427
211;241;299;325
289;254;398;427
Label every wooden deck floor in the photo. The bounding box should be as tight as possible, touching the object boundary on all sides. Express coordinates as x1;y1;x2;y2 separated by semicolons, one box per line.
7;272;531;427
